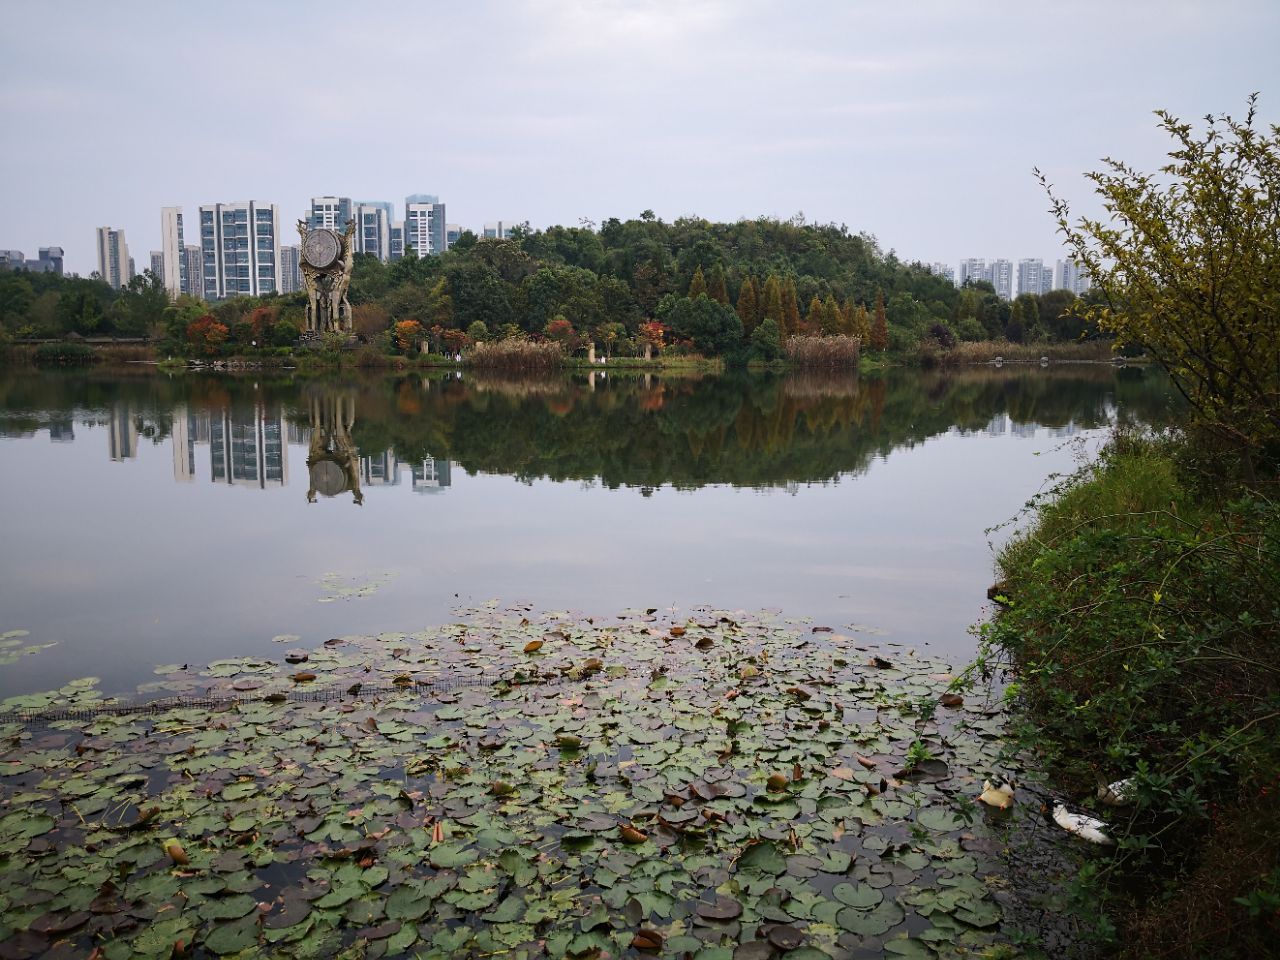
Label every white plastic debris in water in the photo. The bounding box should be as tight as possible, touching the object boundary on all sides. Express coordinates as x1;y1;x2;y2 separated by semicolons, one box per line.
978;780;1015;809
1097;778;1134;806
1053;804;1114;845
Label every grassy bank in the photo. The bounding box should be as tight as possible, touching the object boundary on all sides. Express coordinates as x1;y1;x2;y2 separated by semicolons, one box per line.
976;432;1280;957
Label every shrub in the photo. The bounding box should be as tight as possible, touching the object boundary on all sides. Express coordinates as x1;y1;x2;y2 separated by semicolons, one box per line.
32;342;96;365
749;318;782;362
1043;96;1280;468
975;434;1280;955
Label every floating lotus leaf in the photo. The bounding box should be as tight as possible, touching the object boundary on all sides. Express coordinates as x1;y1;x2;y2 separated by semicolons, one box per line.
0;604;1054;958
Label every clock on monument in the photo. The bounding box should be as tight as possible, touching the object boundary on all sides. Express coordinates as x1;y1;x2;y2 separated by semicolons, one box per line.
301;228;341;270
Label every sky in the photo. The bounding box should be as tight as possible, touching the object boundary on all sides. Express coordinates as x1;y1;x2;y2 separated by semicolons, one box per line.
2;0;1277;277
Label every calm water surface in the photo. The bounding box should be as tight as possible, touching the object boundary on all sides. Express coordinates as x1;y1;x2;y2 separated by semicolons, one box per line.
0;365;1176;699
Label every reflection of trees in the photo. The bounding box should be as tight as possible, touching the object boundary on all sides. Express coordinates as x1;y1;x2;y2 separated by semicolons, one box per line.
0;365;1182;491
351;366;1179;490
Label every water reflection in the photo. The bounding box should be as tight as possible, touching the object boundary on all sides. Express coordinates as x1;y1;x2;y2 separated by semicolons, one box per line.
166;404;287;487
0;365;1179;496
0;364;1181;698
304;388;361;504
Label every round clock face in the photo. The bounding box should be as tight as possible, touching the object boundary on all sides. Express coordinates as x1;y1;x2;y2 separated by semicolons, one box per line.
302;229;341;269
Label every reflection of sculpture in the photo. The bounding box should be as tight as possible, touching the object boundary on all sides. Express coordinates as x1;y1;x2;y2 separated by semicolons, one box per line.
298;220;356;335
306;390;363;505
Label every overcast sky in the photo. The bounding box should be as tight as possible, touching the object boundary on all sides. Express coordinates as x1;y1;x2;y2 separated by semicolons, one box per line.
2;0;1276;276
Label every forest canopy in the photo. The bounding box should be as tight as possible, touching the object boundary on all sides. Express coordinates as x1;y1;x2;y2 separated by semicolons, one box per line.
0;214;1100;358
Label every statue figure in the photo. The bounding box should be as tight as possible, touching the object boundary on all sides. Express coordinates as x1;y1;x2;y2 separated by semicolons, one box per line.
298;219;356;336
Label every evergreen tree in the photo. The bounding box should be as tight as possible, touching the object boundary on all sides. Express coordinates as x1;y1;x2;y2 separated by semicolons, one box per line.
687;265;707;299
870;290;889;351
822;295;843;336
782;277;801;336
854;304;872;342
707;263;730;304
840;298;857;336
761;274;784;326
1006;299;1026;343
807;296;825;333
735;277;760;333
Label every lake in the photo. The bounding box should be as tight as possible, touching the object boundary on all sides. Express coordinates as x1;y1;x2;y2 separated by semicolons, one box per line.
0;363;1177;701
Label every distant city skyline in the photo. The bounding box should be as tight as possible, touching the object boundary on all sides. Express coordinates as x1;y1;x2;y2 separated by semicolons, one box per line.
3;2;1273;278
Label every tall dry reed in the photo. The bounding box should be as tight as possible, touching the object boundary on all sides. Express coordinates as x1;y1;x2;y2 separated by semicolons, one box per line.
783;335;861;367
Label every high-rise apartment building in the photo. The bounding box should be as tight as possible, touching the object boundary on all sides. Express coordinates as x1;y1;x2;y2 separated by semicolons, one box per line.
990;259;1013;300
160;207;186;299
96;227;131;289
308;196;353;231
446;223;462;247
1016;259;1053;297
389;222;405;261
149;250;164;279
928;262;956;285
958;258;988;288
354;202;393;260
182;245;203;298
0;247;63;274
1056;259;1092;295
405;195;446;256
279;245;302;294
199;202;281;300
482;221;517;240
34;247;64;275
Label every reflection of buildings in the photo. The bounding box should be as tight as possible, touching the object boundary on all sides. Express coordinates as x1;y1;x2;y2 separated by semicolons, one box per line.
412;457;451;493
108;403;137;460
167;405;285;487
211;408;287;488
355;449;456;493
361;449;401;486
980;412;1082;438
172;406;194;482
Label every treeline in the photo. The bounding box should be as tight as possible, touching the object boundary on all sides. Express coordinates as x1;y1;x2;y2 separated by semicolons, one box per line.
0;213;1104;359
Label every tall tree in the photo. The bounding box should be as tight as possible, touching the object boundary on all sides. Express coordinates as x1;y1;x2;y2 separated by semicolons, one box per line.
735;277;760;334
840;297;857;336
781;277;801;336
761;274;784;326
822;294;843;336
870;290;889;351
687;265;707;299
854;304;872;342
807;296;825;333
706;263;729;304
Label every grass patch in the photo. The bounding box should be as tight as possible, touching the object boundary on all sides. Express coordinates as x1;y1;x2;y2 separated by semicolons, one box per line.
938;341;1120;366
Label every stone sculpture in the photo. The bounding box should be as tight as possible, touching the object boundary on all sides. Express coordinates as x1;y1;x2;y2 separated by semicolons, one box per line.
298;219;356;336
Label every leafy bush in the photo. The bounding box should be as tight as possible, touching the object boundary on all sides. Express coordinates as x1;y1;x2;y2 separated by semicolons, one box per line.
976;433;1280;955
1043;96;1280;468
749;318;782;362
